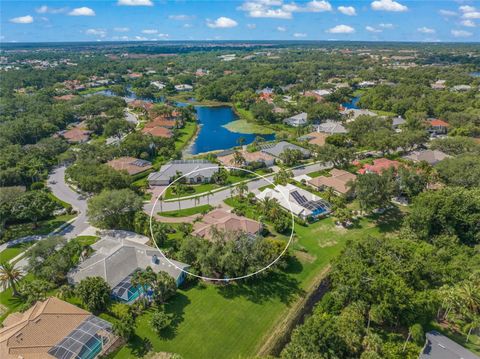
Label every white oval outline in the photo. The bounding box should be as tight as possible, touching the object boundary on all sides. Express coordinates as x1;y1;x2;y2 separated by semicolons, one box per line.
149;165;296;282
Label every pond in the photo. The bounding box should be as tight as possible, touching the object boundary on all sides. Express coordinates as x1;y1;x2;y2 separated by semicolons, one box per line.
89;88;274;154
342;96;360;109
189;106;275;155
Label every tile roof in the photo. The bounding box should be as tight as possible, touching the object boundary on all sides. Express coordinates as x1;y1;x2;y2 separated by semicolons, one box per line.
403;150;450;166
106;157;152;175
192;208;262;240
142;126;173;138
357;158;400;174
300;132;329;146
260;141;311;158
216;150;274;167
428;119;450;127
0;298;93;359
308;169;356;194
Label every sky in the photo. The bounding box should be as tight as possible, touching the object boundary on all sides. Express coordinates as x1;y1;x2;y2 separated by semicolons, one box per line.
1;0;480;43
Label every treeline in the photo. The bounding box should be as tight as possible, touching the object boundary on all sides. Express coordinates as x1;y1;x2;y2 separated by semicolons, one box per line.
281;187;480;359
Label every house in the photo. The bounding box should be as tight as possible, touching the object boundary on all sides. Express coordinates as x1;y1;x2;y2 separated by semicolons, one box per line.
314;120;348;135
452;84;472;92
357;158;400;175
260;141;311;159
256;183;331;220
308;169;356;195
148;159;219;186
431;80;446;90
151;81;166;90
304;90;330;102
358;80;376;88
284;112;308;127
106;157;152;175
175;84;193;92
299;132;329;146
403;149;450;166
128;100;154;112
58;123;92;143
419;331;479;359
142;126;173;138
216;149;275;168
340;108;377;122
192;208;262;240
54;94;77;101
0;297;117;359
146;116;177;129
392;116;406;130
427;118;449;136
68;233;190;301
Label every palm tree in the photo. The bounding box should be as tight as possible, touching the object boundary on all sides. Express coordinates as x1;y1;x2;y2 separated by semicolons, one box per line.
235;182;248;199
0;262;23;296
232;151;246;167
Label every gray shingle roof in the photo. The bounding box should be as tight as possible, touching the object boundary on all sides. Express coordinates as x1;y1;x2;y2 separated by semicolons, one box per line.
148;159;219;183
260;141;311;158
420;331;480;359
68;237;189;287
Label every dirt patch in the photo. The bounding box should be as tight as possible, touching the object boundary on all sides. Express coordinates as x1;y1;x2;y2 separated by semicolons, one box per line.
319;239;338;248
294;250;316;263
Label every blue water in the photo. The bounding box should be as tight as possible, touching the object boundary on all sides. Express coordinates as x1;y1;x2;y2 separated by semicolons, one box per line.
190;106;275;154
470;72;480;78
342;96;360;109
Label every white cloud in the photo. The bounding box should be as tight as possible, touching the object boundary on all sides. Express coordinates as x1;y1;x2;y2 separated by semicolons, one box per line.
183;24;193;28
451;29;472;37
439;9;457;17
134;36;148;40
461;19;476;27
169;14;194;21
141;29;158;34
327;24;355;33
379;23;394;28
293;32;307;37
417;26;435;34
277;26;287;31
459;5;476;13
35;5;66;14
238;0;331;19
366;26;382;33
305;1;332;12
85;28;107;38
338;6;356;16
114;27;130;32
68;7;95;16
371;0;407;12
463;11;480;19
207;17;238;28
117;0;153;6
246;23;256;29
9;15;34;24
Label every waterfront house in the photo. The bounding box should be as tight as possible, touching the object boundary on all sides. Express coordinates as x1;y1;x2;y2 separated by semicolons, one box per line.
284;112;308;127
148;159;219;186
260;141;311;159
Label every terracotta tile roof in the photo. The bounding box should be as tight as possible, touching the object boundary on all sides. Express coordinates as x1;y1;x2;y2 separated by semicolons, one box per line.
302;132;329;146
192;208;262;240
428;119;449;127
142;126;173;138
60;127;91;143
358;158;400;175
0;297;91;359
308;169;356;194
106;156;152;175
147;117;177;129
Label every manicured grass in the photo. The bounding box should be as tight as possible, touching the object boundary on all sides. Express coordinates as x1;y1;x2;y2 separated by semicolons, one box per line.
77;86;108;95
223;119;274;135
1;214;75;244
0;242;34;263
306;169;331;178
175;121;198;151
158;204;214;218
164;183;219;200
75;236;100;246
114;212;399;359
0;273;35;322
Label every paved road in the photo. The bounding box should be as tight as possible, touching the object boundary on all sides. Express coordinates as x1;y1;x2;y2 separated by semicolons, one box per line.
47;166;90;239
145;161;331;215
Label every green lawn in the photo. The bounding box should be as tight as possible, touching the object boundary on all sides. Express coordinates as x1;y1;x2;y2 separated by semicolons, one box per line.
0;242;35;263
113;213;399;359
0;273;35;322
163;183;219;200
223;119;274;135
158;204;214;218
1;214;75;245
175;121;198;151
